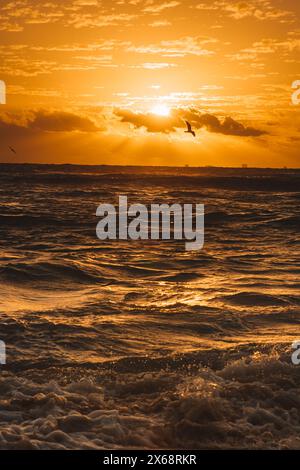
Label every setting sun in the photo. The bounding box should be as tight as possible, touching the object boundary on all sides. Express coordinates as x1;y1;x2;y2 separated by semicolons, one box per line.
0;0;299;169
150;103;170;117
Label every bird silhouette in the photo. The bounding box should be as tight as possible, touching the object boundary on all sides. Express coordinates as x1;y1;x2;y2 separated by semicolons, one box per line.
184;121;196;137
8;146;17;155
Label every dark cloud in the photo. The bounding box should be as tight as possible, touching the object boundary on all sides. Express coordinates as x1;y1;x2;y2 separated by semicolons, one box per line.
115;107;266;137
194;114;265;137
0;118;29;138
28;110;101;132
115;108;180;133
0;110;101;136
0;107;265;143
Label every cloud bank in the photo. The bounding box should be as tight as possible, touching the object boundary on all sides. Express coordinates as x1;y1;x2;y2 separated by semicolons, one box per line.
115;107;266;137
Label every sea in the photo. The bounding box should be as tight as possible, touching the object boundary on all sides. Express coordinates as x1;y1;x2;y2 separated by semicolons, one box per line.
0;164;299;449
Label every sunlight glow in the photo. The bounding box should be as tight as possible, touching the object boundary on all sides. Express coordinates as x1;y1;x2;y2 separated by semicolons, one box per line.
150;103;170;116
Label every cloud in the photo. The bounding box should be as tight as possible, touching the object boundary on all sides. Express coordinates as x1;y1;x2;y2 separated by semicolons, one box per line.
115;107;266;136
115;108;179;133
0;110;102;134
0;107;298;168
29;110;101;132
0;1;138;32
228;37;300;63
68;13;136;28
127;36;217;57
0;1;64;31
0;46;116;77
0;117;29;138
195;1;294;22
149;19;171;27
143;1;180;14
198;114;265;136
130;62;177;69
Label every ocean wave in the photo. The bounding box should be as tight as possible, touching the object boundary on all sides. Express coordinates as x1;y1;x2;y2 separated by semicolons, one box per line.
0;214;96;229
0;261;104;285
1;168;299;192
266;216;300;229
0;347;299;449
0;214;66;228
218;292;292;307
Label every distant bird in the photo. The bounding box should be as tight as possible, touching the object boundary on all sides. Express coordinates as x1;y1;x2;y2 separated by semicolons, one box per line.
8;146;17;155
185;121;196;137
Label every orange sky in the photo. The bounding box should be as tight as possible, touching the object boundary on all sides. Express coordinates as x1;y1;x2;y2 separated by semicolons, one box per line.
0;0;300;167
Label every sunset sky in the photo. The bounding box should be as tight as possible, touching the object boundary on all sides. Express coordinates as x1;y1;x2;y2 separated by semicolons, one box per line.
1;0;300;167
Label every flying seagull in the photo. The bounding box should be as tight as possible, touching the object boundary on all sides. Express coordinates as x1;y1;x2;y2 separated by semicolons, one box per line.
8;146;17;155
185;120;196;137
